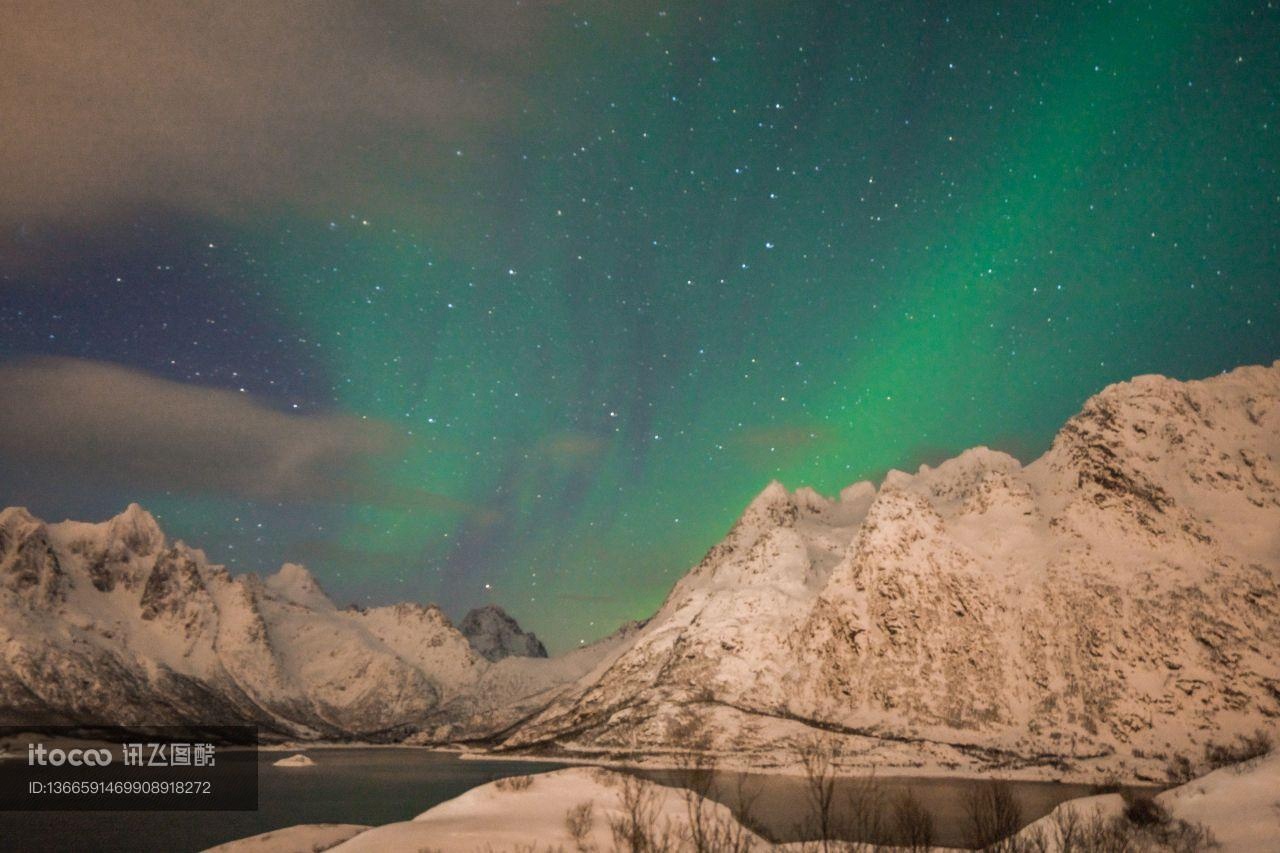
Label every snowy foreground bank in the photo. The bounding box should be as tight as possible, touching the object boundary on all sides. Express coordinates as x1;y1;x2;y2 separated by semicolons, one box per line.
207;751;1279;852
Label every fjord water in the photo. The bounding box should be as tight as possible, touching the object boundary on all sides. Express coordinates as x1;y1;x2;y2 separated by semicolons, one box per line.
0;748;1152;851
0;749;565;852
640;767;1156;848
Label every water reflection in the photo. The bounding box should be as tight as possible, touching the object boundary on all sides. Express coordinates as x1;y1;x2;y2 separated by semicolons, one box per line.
636;768;1160;848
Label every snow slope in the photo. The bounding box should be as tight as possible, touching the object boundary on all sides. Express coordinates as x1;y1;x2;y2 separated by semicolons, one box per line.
1153;750;1280;851
496;362;1280;778
204;824;368;853
207;767;765;852
1012;749;1280;851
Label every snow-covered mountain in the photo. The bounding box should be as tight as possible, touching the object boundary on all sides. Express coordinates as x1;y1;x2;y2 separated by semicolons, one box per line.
494;362;1280;778
0;508;615;740
460;604;548;661
4;362;1277;772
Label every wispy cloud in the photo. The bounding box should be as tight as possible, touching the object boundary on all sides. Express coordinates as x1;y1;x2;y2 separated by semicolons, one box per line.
730;423;840;466
557;592;618;604
0;1;545;224
285;540;429;574
0;356;455;509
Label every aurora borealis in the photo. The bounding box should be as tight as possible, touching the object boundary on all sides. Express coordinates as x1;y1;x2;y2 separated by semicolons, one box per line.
1;2;1277;650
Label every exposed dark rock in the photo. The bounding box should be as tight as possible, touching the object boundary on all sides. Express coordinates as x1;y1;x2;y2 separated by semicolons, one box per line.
460;604;548;661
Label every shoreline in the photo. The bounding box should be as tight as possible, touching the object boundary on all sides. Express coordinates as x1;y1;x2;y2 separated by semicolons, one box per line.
450;747;1161;787
0;732;1166;787
256;739;1165;787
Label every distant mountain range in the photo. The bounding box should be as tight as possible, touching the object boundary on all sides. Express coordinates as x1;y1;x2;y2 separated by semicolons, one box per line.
2;361;1277;776
0;503;625;740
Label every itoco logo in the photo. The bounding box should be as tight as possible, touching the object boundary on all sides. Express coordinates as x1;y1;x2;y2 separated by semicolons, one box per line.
27;743;113;766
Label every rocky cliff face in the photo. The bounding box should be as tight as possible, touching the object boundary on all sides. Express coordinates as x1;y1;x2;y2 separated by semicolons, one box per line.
461;604;549;661
496;362;1280;778
0;510;606;740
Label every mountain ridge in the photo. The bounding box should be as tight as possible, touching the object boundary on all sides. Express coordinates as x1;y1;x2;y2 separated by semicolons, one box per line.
2;361;1277;778
491;361;1280;778
0;506;620;740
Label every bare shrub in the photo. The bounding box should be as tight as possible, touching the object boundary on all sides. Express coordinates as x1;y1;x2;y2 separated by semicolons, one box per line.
964;779;1022;850
1204;729;1272;770
1043;806;1085;853
962;778;1018;850
1087;773;1122;795
672;729;717;852
609;774;677;853
565;800;595;852
791;734;893;851
591;767;620;786
1149;817;1216;853
730;771;768;840
841;773;886;851
1011;807;1121;853
1123;795;1167;827
1006;799;1216;853
890;789;933;852
793;734;842;849
1166;752;1197;785
670;727;756;853
1166;729;1272;785
494;773;535;792
1121;794;1215;852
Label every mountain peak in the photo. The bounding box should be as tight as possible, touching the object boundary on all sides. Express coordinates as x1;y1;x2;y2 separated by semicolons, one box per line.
748;479;791;506
266;562;334;610
0;506;41;534
460;604;548;662
105;503;164;557
735;479;799;529
0;506;63;604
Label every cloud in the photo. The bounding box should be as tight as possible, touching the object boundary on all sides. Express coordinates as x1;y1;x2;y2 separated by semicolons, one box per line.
556;592;617;604
0;356;450;508
730;423;840;466
538;431;609;464
285;540;428;573
0;1;545;224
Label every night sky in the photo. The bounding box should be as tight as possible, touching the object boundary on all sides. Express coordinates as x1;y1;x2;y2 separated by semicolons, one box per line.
1;2;1277;650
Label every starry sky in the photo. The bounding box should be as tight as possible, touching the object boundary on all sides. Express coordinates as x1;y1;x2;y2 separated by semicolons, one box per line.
1;1;1277;650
